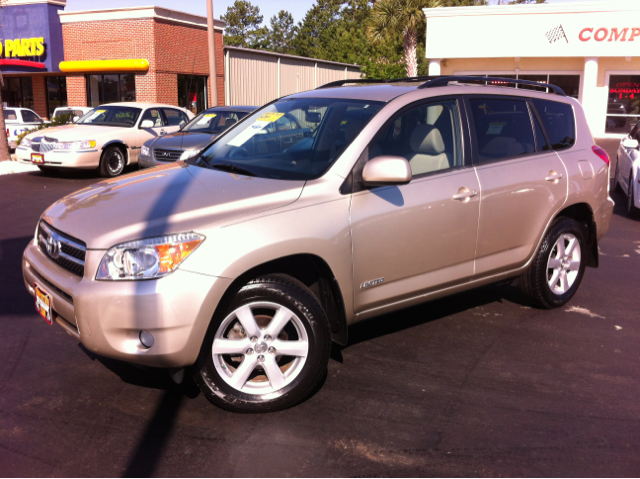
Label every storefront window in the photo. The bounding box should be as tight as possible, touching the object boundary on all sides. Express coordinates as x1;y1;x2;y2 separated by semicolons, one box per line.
178;74;208;114
47;76;68;118
1;77;34;109
86;74;137;107
606;75;640;135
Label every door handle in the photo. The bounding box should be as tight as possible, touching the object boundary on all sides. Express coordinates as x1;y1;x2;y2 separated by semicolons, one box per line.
545;171;564;183
452;187;478;202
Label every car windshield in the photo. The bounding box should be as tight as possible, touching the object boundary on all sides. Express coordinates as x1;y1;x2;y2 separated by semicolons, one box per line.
76;106;141;128
193;98;384;180
183;110;251;134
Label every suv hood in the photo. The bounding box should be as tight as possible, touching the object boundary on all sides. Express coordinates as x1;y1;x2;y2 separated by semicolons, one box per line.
148;131;217;151
42;162;305;249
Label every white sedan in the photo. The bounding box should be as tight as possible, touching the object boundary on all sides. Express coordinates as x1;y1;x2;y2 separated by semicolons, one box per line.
615;121;640;216
16;102;194;177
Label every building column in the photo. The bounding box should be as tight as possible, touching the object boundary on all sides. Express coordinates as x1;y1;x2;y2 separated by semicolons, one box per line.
66;76;87;108
582;57;600;135
428;59;442;76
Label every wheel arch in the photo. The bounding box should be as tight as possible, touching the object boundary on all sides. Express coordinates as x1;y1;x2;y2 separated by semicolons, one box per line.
214;253;348;346
554;202;598;268
101;140;130;164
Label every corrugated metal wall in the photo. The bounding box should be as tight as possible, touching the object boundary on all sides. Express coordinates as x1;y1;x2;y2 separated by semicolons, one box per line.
224;47;362;107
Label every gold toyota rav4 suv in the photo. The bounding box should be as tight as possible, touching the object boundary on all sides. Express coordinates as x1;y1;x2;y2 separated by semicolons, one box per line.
23;77;614;412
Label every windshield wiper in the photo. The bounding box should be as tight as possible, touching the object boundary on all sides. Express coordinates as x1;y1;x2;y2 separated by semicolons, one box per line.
208;163;258;177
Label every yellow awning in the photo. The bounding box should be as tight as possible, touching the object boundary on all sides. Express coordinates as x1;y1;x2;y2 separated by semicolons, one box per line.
59;59;149;73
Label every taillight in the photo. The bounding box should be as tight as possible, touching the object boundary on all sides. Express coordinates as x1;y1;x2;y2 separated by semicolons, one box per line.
592;145;610;166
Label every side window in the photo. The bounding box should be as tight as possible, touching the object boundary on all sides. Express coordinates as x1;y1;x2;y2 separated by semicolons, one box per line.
369;99;463;176
469;98;536;162
140;108;165;127
4;109;17;121
21;110;41;123
163;108;188;126
531;99;576;151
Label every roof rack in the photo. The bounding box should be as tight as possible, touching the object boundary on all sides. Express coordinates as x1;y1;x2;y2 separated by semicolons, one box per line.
316;76;437;89
420;76;567;96
316;75;566;96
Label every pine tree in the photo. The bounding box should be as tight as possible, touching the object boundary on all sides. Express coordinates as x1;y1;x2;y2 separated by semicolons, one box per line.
221;0;265;48
268;11;297;54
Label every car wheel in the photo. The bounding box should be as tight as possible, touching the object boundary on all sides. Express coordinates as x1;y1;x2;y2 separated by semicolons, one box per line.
519;217;587;309
193;274;331;413
99;146;126;177
627;171;639;217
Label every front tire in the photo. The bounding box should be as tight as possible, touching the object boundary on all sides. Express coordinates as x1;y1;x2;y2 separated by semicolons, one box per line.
519;217;587;309
193;274;331;413
627;170;639;218
99;146;126;177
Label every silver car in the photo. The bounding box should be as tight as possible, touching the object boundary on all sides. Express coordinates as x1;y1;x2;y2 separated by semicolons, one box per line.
23;76;614;412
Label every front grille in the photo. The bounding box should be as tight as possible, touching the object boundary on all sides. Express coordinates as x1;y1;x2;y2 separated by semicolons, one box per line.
153;148;183;162
37;221;86;277
31;136;57;153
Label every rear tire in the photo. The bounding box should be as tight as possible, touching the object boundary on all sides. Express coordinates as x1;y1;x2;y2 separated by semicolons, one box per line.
193;274;331;413
519;217;587;309
99;146;126;177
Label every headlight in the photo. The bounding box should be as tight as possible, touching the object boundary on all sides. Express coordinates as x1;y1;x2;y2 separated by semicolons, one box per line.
180;149;201;160
21;138;32;148
96;232;205;281
141;145;150;157
55;140;96;150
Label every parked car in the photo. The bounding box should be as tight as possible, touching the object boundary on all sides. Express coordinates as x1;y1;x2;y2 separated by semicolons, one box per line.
23;76;614;413
4;107;45;148
51;106;93;123
615;119;640;215
15;103;194;177
139;106;257;168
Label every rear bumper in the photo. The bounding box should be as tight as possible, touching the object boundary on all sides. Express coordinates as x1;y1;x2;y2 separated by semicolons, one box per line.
594;196;615;240
22;241;232;368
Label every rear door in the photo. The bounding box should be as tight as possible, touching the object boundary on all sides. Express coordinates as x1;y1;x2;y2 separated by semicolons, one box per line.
467;96;568;278
350;97;481;313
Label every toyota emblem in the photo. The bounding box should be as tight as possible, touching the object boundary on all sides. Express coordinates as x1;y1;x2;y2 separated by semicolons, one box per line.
46;233;61;259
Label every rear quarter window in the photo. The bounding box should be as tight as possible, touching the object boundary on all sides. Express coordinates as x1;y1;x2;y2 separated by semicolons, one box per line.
532;99;576;151
4;109;17;121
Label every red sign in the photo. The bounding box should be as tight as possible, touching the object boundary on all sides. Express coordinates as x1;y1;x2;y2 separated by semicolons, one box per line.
579;27;640;42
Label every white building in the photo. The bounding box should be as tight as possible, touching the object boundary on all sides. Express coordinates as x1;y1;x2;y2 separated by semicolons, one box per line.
424;0;640;138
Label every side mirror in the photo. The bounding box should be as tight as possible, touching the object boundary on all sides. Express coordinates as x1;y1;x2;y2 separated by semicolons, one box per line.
140;119;155;129
362;156;412;186
622;138;639;149
179;120;186;129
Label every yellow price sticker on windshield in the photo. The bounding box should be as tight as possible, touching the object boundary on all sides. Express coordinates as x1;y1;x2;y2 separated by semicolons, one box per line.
95;110;106;114
204;114;216;118
257;112;284;123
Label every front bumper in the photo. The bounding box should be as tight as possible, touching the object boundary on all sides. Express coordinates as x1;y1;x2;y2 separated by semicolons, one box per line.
138;154;158;169
16;147;101;169
22;241;232;367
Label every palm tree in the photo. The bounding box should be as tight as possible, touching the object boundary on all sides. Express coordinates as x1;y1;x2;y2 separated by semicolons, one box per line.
0;0;10;162
367;0;443;78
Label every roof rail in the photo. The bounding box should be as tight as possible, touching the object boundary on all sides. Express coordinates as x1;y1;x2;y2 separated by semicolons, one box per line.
419;76;567;96
316;76;437;89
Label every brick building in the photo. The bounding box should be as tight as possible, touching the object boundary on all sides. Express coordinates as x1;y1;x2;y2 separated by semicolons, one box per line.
1;0;224;119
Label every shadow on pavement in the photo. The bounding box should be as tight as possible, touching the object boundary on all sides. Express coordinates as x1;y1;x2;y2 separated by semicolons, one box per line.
0;236;38;316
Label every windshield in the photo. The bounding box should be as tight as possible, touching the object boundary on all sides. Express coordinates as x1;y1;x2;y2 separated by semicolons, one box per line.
76;106;142;128
183;110;251;134
193;98;384;180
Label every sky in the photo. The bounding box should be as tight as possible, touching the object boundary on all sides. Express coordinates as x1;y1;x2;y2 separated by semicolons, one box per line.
65;0;595;26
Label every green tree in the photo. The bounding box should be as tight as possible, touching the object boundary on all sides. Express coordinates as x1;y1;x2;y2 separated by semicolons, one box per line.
268;10;297;53
292;0;343;59
0;0;10;161
221;0;265;48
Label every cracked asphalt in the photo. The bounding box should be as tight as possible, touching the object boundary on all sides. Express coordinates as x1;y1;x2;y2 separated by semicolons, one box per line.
0;160;639;477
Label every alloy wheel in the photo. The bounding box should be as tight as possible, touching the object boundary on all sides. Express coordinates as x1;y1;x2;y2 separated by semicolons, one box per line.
547;233;581;295
107;149;124;175
211;301;309;394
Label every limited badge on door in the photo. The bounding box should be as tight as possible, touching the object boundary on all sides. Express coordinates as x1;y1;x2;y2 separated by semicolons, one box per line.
34;283;53;325
31;153;44;164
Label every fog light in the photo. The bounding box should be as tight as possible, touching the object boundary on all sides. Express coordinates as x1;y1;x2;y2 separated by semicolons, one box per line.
139;330;154;348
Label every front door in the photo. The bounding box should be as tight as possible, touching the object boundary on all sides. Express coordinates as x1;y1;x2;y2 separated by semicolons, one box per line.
350;98;481;313
466;96;568;278
136;108;168;162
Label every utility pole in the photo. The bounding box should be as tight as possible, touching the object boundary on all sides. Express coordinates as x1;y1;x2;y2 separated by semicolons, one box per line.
207;0;218;107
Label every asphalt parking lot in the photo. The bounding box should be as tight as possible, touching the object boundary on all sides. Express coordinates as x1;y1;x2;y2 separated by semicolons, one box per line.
1;158;639;477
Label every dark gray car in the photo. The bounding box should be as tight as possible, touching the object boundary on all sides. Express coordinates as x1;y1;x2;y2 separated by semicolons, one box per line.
139;105;256;168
